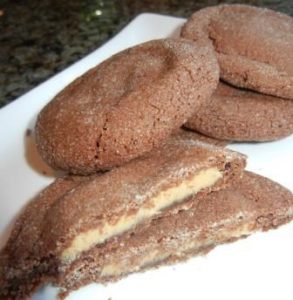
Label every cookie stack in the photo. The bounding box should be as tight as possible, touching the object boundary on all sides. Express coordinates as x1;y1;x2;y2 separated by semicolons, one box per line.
181;4;293;141
1;4;293;299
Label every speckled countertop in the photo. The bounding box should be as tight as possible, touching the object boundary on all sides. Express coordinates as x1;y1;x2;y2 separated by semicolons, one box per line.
1;0;292;108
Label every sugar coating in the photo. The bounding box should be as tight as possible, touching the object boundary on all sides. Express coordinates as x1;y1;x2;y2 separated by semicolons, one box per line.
185;82;293;141
35;38;219;175
181;4;293;99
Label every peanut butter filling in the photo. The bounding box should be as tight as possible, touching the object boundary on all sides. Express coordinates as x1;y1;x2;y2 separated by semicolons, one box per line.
61;168;222;263
99;221;255;277
101;251;170;277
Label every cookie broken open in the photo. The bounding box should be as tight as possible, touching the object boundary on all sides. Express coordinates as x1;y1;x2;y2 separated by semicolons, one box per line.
0;139;245;298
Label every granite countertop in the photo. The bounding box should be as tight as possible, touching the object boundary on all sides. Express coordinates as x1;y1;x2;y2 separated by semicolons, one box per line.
1;0;292;108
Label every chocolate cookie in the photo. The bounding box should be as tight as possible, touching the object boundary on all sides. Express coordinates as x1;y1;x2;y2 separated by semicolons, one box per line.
185;82;293;141
0;140;245;298
35;38;219;175
181;5;293;99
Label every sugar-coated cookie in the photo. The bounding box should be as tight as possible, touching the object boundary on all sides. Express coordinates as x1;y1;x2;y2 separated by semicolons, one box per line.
36;38;219;175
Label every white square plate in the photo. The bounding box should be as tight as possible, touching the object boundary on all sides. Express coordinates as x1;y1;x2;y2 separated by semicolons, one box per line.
0;13;292;300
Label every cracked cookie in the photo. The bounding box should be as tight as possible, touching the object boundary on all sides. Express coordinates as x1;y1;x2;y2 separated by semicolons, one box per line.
35;38;219;175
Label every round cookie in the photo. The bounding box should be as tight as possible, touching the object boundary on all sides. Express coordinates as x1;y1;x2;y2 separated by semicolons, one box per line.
185;82;293;141
181;4;293;99
36;38;219;175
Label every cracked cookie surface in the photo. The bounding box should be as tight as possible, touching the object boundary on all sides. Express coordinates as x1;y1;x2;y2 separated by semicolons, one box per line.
35;38;219;175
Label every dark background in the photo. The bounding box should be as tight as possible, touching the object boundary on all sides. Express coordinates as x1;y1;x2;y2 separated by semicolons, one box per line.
1;0;292;107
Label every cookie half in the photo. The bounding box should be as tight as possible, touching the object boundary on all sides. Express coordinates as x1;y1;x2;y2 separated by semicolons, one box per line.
0;140;245;298
181;4;293;99
2;170;292;298
57;171;293;296
185;82;293;141
35;38;219;175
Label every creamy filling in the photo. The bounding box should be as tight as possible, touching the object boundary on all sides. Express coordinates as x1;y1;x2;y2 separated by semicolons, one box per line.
99;221;255;277
101;251;170;277
61;168;222;263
